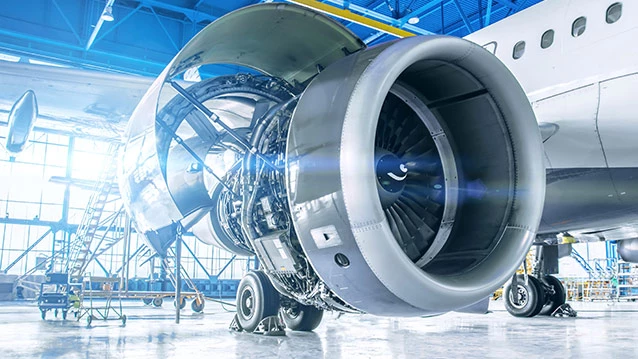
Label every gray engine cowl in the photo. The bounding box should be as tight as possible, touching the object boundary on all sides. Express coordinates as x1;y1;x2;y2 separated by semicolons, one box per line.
618;238;638;263
286;35;545;316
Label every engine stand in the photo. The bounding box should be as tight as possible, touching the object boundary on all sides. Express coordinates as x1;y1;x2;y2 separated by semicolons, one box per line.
551;303;577;317
253;315;286;336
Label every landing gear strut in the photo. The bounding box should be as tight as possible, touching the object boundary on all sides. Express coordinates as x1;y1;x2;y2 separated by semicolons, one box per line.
504;245;568;318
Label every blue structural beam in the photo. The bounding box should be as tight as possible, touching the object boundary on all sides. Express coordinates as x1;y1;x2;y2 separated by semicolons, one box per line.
181;240;212;279
362;0;531;45
318;0;434;35
485;0;494;27
0;0;214;76
452;0;473;33
2;228;53;273
216;255;237;277
0;0;541;76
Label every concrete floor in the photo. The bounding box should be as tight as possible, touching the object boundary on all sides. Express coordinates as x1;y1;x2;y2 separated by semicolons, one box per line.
0;300;637;358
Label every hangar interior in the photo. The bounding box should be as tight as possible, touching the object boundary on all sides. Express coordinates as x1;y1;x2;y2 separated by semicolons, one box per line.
1;0;638;358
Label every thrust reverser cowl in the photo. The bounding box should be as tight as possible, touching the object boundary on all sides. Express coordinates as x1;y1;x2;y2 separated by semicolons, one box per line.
119;3;366;236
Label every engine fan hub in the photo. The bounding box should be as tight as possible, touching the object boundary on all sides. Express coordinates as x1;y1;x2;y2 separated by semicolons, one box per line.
375;151;407;208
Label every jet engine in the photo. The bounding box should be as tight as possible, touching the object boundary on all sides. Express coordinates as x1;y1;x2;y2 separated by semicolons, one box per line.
119;3;545;319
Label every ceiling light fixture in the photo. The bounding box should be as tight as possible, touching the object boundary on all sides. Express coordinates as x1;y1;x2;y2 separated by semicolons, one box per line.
407;17;420;25
101;5;114;22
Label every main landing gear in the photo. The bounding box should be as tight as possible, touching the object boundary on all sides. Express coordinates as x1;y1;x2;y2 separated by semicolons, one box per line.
504;274;568;317
230;270;324;336
504;244;575;318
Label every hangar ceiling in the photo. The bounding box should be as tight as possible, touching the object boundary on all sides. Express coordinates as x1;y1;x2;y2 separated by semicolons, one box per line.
0;0;542;76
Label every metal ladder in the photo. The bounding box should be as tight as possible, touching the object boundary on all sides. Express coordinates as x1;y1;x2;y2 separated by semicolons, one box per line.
82;207;127;267
571;248;597;278
65;144;120;278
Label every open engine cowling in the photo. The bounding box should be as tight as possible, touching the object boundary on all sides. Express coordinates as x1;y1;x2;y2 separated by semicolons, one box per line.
119;3;545;316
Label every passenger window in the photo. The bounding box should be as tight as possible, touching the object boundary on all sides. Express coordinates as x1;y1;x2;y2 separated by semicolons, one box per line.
572;17;587;37
540;30;554;49
482;41;497;55
606;3;622;24
512;41;526;59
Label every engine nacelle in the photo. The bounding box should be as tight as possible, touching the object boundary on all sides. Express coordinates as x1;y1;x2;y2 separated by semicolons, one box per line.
287;36;544;315
119;3;545;316
618;238;638;263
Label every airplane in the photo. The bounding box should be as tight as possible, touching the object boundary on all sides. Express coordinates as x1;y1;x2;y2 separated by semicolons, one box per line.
1;0;636;333
465;0;638;317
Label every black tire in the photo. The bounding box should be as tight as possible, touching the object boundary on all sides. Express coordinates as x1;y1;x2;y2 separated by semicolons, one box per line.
191;297;205;313
539;275;566;316
41;310;46;320
142;298;153;306
236;271;280;332
152;297;163;307
62;310;68;320
174;296;186;309
281;303;323;331
504;274;546;317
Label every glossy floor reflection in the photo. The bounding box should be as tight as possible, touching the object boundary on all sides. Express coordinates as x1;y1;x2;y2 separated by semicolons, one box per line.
1;299;637;358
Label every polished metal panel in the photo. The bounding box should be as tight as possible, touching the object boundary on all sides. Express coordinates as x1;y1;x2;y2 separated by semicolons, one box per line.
164;3;365;86
539;168;638;234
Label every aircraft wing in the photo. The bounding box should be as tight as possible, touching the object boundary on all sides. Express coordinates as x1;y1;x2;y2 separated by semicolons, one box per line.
0;61;153;140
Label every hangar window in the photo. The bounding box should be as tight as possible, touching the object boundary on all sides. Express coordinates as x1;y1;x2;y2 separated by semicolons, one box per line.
572;17;587;37
512;41;526;59
606;3;622;24
540;30;554;49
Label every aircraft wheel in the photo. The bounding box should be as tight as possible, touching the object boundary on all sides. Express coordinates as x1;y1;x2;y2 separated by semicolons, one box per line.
280;303;323;331
504;274;546;317
174;296;186;309
539;275;566;316
152;297;163;307
191;297;205;313
236;271;280;332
